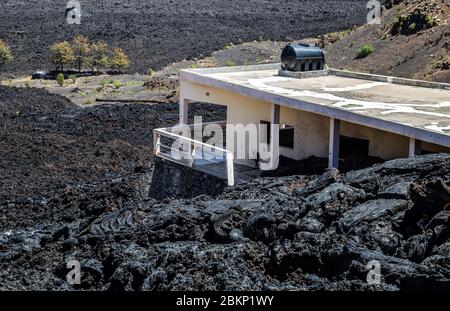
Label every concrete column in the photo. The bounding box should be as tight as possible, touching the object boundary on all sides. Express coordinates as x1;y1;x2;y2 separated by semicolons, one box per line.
409;138;422;157
268;104;280;170
225;152;235;186
259;104;280;170
179;97;189;125
328;118;340;169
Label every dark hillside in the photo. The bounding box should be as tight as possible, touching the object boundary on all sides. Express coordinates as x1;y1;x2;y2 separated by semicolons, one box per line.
0;0;367;75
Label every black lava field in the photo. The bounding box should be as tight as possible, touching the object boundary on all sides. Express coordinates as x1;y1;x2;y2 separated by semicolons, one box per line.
1;86;449;290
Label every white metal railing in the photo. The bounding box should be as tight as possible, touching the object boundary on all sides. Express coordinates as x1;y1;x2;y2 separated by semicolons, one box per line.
153;122;235;186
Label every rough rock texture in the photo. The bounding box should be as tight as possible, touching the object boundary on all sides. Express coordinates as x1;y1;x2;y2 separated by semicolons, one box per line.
0;86;449;291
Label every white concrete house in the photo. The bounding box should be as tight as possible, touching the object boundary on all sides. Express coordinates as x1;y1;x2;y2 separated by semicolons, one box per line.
154;62;450;186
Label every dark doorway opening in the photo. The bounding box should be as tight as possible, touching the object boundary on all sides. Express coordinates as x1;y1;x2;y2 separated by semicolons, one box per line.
339;135;369;158
260;121;294;149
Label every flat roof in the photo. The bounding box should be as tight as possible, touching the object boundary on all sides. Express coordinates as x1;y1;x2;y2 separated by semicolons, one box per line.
181;64;450;147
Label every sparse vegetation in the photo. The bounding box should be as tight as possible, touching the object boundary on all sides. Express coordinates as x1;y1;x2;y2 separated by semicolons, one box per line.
408;22;417;32
224;59;235;67
432;56;450;70
318;26;358;47
356;44;375;59
56;73;65;87
147;68;154;76
82;98;94;105
50;41;75;71
113;80;123;89
425;15;436;28
109;48;130;72
49;37;131;73
68;74;77;84
391;10;436;36
223;43;233;50
100;78;114;87
0;39;14;69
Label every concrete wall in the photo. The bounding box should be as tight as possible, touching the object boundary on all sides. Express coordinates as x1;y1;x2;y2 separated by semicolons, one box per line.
340;121;409;159
422;141;450;154
180;80;450;166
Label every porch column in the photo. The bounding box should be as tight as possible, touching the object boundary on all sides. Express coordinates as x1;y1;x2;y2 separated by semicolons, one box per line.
328;118;340;169
179;97;189;125
409;137;422;157
270;104;280;168
259;104;280;170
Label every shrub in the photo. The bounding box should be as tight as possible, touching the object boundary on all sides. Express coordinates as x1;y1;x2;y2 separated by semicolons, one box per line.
112;80;123;89
50;42;75;71
56;73;65;86
356;44;375;59
0;39;14;69
147;68;154;76
408;23;417;32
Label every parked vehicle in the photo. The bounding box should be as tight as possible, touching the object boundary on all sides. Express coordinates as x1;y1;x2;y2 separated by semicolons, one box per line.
31;70;49;79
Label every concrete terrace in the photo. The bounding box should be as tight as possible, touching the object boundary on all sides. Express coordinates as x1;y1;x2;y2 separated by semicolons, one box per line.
180;64;450;148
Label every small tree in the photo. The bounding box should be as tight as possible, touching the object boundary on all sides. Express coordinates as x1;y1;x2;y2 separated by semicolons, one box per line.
90;40;109;71
50;41;75;71
109;48;130;73
72;35;91;72
0;39;14;69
